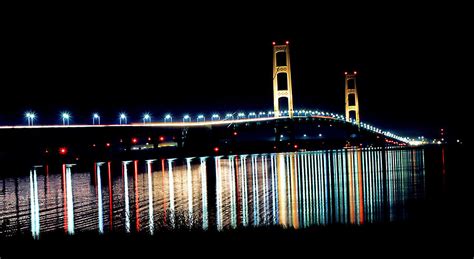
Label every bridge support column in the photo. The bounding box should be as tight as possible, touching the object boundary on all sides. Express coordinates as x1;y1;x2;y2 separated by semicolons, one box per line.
273;41;294;118
274;120;295;151
345;71;360;125
177;128;188;149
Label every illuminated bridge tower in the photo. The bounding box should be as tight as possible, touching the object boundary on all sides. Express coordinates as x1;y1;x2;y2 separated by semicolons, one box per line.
273;41;294;118
345;71;360;125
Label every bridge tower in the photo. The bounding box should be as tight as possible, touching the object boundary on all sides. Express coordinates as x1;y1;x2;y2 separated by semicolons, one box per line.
345;71;360;125
273;41;294;118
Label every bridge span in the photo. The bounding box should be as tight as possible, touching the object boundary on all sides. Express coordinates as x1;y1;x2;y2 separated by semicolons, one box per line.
0;114;416;166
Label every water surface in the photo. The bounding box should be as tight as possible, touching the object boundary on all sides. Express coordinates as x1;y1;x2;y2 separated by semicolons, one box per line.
0;148;427;238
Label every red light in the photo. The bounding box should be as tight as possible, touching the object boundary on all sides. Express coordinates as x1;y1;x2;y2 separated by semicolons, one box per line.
92;144;96;147
344;72;348;75
159;136;165;141
294;144;298;149
214;147;219;152
354;71;357;75
272;41;276;45
148;137;151;141
132;138;138;144
59;147;67;155
106;143;110;147
233;132;238;136
285;41;289;45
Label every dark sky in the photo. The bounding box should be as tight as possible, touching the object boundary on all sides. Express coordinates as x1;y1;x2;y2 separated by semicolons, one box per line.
1;4;470;139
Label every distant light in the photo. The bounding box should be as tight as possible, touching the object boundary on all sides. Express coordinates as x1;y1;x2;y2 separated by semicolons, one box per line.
120;113;127;119
294;144;298;149
319;133;322;137
159;136;165;141
25;111;37;125
106;143;110;147
214;147;219;152
285;41;289;45
272;41;276;45
344;72;348;75
354;71;357;75
233;132;238;136
303;134;307;137
212;114;220;121
59;147;68;155
165;114;172;119
183;115;190;119
93;113;100;119
143;113;151;120
62;113;70;119
132;138;138;144
25;112;36;119
457;139;460;143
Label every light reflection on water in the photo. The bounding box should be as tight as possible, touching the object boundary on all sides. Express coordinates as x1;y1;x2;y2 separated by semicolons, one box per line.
0;148;426;238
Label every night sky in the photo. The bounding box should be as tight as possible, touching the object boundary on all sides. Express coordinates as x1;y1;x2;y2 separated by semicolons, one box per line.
1;4;470;139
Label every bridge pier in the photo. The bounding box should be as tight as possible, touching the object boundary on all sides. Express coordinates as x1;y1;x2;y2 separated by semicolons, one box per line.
273;119;296;150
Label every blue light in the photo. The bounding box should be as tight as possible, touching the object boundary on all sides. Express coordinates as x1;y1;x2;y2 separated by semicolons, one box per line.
61;112;71;125
92;113;100;125
225;113;234;120
164;114;172;123
119;113;127;125
211;114;220;121
143;113;151;123
25;111;37;126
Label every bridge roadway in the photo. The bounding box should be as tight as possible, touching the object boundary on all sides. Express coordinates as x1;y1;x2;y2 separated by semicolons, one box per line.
0;115;413;145
0;115;333;129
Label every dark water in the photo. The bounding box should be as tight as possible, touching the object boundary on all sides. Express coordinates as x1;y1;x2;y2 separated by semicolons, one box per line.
0;147;433;238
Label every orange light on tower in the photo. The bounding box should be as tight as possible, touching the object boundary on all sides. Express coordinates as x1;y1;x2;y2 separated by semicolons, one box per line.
132;138;138;144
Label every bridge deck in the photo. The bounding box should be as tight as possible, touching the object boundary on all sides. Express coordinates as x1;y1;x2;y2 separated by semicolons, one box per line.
0;116;335;129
